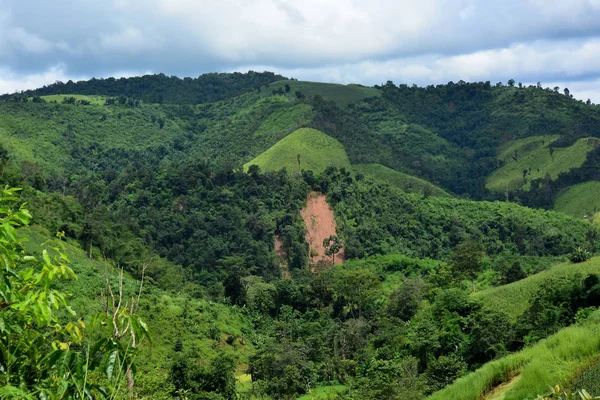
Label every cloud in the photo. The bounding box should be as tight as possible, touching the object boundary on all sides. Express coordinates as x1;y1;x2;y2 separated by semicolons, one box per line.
1;0;600;101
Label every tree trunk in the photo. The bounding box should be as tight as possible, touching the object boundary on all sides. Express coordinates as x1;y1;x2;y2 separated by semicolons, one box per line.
126;365;135;398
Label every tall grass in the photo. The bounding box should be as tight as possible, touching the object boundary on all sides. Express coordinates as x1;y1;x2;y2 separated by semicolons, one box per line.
475;257;600;321
428;313;600;400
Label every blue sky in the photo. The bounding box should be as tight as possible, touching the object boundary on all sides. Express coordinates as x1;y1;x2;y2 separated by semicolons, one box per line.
2;0;600;102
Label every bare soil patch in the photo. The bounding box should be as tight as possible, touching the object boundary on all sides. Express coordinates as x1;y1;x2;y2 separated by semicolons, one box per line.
300;191;345;265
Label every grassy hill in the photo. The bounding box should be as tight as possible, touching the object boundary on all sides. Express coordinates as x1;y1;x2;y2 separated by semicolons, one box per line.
244;127;351;173
262;80;381;107
353;163;450;196
554;181;600;219
475;257;600;321
427;310;600;400
486;136;600;192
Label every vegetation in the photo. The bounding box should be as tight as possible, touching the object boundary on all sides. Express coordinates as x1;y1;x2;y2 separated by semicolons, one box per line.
486;136;599;192
6;71;286;104
427;310;600;400
353;163;450;196
554;181;600;219
262;80;382;107
244;128;351;174
4;73;600;399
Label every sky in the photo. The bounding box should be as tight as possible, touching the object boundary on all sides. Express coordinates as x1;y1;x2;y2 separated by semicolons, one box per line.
2;0;600;102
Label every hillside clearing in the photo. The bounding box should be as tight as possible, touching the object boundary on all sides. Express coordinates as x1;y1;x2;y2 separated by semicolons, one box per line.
475;257;600;321
244;127;351;174
554;181;600;219
262;80;381;107
486;136;600;192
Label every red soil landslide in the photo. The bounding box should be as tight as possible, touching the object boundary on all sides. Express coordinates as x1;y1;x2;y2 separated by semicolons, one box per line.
300;191;345;265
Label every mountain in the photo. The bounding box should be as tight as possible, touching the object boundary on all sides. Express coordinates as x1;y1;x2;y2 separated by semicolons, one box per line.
3;72;600;399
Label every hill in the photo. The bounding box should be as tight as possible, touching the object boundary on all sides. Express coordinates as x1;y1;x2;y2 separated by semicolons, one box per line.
353;163;450;196
262;80;381;107
554;181;600;219
244;127;351;173
486;136;600;192
4;71;286;104
476;257;600;322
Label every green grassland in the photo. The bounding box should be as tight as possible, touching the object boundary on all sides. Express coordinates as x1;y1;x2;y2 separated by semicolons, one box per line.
40;94;108;105
262;80;381;107
244;127;351;173
475;257;600;321
486;135;600;192
353;163;450;196
297;385;347;399
554;181;600;219
427;311;600;400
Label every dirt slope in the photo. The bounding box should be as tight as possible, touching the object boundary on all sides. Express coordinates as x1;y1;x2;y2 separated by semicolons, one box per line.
300;191;345;265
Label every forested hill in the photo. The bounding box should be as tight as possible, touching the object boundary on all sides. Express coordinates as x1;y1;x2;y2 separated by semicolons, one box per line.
1;70;286;104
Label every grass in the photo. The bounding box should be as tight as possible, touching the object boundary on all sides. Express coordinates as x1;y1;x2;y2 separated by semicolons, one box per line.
244;127;351;174
297;385;347;399
353;163;450;196
39;94;108;105
427;311;600;400
554;181;600;219
475;257;600;322
486;136;600;192
262;80;381;107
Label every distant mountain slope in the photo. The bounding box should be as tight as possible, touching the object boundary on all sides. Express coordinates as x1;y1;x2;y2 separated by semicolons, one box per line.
244;127;350;173
3;71;286;104
262;80;381;107
353;163;450;196
486;136;600;192
554;181;600;219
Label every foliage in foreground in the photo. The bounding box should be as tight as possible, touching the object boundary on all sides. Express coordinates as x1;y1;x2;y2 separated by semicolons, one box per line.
0;186;148;398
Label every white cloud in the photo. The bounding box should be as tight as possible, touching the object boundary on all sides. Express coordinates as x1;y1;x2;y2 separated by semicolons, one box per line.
100;27;163;54
0;65;74;94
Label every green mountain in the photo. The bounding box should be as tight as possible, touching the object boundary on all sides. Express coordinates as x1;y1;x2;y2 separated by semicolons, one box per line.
3;72;600;399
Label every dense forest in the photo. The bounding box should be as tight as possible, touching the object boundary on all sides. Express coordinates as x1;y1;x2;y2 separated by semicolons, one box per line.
2;71;600;399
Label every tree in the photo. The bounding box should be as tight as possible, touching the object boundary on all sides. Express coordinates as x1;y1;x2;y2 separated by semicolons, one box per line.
388;278;426;321
285;84;291;93
564;87;570;97
507;79;515;87
323;235;342;264
451;240;484;292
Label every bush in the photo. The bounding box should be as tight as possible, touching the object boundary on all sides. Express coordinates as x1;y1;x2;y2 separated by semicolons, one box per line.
570;247;592;263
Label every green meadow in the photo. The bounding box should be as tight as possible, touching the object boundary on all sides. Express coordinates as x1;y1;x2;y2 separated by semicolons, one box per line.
244;127;351;174
475;257;600;322
486;136;600;192
554;181;600;219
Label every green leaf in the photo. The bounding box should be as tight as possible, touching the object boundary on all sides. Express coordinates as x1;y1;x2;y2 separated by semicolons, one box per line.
105;349;119;380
